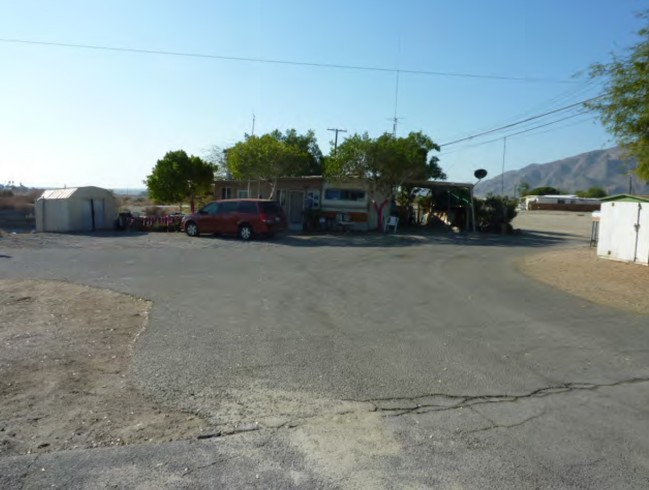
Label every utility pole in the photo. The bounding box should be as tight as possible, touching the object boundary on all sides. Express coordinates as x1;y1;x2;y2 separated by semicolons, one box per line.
327;128;347;155
251;114;256;135
392;69;400;136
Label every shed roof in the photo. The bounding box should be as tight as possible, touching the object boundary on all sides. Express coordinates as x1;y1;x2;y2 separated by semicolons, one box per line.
600;194;649;203
38;186;114;200
40;188;79;199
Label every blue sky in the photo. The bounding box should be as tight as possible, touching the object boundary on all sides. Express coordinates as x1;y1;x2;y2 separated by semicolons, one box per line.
0;0;646;191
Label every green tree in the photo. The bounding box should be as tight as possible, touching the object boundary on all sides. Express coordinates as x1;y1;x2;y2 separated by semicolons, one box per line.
269;129;324;175
145;150;216;213
526;186;561;195
518;181;531;196
586;11;649;181
474;195;519;233
325;131;445;229
576;186;607;198
225;133;305;198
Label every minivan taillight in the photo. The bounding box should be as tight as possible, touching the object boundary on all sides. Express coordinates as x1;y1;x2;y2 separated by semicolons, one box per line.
259;212;273;224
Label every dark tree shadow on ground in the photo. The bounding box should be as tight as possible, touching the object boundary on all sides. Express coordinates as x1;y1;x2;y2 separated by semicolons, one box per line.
268;229;586;249
67;231;150;238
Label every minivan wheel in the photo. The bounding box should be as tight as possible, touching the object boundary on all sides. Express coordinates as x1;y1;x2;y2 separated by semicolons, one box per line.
239;224;253;241
186;222;199;237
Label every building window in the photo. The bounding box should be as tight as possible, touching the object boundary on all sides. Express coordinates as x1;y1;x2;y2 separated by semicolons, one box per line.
221;187;232;199
277;190;287;207
324;188;365;201
237;189;249;198
305;190;320;209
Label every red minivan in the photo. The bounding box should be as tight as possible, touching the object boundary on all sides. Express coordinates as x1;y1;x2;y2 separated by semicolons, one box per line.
181;199;287;240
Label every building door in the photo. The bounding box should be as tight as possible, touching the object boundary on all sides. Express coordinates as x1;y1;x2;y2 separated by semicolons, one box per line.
94;199;105;228
81;200;93;230
288;191;304;229
635;203;648;264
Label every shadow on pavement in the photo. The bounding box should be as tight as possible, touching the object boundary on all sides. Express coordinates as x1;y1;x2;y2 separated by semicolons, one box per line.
68;231;150;238
271;229;585;249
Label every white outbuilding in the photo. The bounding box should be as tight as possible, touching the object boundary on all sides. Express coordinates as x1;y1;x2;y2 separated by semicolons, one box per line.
35;186;117;232
597;194;649;265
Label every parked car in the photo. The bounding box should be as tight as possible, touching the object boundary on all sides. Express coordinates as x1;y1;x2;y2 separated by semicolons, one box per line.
181;199;287;240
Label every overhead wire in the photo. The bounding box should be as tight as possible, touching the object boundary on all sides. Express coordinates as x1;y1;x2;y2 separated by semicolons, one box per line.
0;37;582;84
438;79;600;144
439;94;605;147
437;110;595;162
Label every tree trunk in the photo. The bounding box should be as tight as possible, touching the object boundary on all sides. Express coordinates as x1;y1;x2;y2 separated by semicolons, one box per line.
372;199;390;231
268;177;277;200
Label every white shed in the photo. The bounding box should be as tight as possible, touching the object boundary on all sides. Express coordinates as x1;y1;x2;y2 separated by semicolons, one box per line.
35;186;117;232
597;194;649;265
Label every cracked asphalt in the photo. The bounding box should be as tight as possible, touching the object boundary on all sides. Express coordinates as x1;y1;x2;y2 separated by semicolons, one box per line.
1;226;648;489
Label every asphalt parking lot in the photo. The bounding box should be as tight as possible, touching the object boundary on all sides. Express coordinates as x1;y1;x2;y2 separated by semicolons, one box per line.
1;222;649;489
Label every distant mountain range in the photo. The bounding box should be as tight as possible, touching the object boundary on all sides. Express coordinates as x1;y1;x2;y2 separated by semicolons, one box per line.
475;147;649;197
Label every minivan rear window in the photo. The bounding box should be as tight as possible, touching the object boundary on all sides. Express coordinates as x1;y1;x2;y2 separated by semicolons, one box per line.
260;202;281;213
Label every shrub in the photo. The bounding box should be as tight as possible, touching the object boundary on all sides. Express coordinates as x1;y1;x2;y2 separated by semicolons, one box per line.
474;195;518;233
143;206;167;217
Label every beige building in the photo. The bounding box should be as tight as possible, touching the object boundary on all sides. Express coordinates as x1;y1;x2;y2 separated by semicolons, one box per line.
35;186;117;232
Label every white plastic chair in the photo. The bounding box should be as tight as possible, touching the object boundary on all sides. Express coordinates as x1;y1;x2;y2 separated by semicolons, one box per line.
384;216;399;233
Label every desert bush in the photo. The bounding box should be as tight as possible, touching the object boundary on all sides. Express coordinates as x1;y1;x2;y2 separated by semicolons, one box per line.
474;195;518;233
0;194;35;213
143;206;167;217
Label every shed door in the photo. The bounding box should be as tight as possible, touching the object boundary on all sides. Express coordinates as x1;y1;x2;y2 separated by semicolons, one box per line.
636;203;649;265
82;200;93;230
94;199;105;228
599;202;642;262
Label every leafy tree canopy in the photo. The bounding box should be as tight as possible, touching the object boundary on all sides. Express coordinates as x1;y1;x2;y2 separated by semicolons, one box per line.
586;10;649;181
518;181;531;195
576;187;607;198
145;150;215;211
526;186;562;196
325;131;446;195
225;132;308;198
269;129;324;175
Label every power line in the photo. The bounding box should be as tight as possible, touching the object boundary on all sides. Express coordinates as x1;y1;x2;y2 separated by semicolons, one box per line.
0;37;582;84
439;94;604;147
438;110;594;158
440;79;602;144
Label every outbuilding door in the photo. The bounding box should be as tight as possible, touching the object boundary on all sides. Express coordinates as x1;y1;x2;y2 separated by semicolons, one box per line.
82;200;94;230
288;191;304;230
81;199;104;231
635;203;649;265
599;202;649;265
94;199;105;228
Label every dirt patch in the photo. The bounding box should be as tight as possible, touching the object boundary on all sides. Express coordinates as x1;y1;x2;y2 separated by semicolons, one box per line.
0;280;206;456
517;247;649;315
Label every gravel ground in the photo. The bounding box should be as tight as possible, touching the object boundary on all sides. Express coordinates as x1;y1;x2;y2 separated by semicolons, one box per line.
0;280;206;457
513;210;648;316
517;246;649;316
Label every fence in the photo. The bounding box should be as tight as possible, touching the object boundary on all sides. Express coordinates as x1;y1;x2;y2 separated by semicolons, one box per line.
118;215;183;232
528;203;601;212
